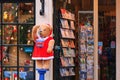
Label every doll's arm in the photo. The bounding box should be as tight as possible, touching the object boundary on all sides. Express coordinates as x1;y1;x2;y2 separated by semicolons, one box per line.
47;39;55;53
32;25;39;41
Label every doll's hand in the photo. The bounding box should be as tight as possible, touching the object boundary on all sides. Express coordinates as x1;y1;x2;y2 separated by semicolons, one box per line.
47;48;52;53
47;39;54;53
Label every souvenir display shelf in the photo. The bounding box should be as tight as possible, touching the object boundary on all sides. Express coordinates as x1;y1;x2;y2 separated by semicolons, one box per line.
54;8;76;80
59;8;76;78
78;11;94;80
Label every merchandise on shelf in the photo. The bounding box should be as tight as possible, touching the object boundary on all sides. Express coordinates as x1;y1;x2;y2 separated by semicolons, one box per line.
78;11;94;80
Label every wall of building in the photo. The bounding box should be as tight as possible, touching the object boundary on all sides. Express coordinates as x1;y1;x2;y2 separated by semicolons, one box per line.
116;0;120;80
35;0;53;80
94;0;98;80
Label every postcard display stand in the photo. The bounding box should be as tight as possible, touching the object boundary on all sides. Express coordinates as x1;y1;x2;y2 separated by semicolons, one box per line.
58;8;76;80
78;11;94;80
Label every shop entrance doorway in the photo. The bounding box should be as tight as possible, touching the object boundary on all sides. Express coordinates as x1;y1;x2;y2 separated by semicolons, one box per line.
98;0;116;80
0;0;35;80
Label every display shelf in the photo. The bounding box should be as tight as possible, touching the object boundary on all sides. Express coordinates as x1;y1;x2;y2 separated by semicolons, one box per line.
78;11;94;80
54;8;76;80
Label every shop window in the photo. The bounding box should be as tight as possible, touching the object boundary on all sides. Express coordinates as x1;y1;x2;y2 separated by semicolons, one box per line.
3;68;17;80
2;46;17;66
19;25;33;45
18;3;34;23
2;25;17;44
0;1;35;80
2;3;18;23
0;3;1;23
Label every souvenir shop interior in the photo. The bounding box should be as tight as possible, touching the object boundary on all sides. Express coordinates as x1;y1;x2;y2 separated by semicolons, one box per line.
53;0;116;80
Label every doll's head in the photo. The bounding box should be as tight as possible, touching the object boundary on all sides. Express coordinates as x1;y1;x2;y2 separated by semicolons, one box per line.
37;24;52;38
32;24;52;41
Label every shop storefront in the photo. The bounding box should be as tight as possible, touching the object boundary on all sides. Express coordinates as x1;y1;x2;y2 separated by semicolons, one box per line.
0;0;120;80
53;0;117;80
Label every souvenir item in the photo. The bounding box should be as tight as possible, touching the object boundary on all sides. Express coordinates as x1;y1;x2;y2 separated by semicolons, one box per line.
60;19;69;29
32;24;55;80
70;21;75;30
69;68;75;75
87;56;94;65
80;64;87;72
58;9;76;79
79;14;94;80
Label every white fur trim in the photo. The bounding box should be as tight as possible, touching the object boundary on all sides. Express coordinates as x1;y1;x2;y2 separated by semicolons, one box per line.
32;56;54;60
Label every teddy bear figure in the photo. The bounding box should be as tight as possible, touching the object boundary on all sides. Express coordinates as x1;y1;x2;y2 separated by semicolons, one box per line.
32;24;55;70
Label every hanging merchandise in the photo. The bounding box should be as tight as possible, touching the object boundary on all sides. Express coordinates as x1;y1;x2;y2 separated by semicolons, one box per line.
78;11;94;80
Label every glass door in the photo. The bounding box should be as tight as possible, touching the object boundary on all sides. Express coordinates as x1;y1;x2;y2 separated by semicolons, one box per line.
0;0;35;80
98;0;116;80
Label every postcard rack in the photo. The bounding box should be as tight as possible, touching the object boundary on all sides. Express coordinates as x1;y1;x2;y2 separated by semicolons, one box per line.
78;11;94;80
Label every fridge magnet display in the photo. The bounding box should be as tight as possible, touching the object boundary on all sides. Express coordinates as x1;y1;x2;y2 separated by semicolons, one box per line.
80;71;87;79
78;12;94;80
87;39;94;45
87;45;94;54
87;26;93;31
80;64;87;72
80;33;87;40
87;65;93;70
80;25;86;32
87;69;94;79
80;44;87;53
80;39;86;44
86;56;94;65
80;58;86;64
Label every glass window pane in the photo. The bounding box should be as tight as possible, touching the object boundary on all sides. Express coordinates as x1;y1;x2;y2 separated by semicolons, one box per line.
0;25;1;44
19;46;33;66
2;3;18;23
2;46;17;66
18;3;34;23
3;68;17;80
19;25;33;45
19;68;34;80
0;26;1;65
0;3;1;23
2;25;17;44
